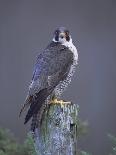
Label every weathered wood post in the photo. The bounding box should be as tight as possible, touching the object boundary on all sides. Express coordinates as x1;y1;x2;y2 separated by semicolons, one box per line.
33;103;79;155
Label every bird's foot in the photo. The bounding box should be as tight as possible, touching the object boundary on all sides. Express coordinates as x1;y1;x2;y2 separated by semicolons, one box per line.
50;98;71;108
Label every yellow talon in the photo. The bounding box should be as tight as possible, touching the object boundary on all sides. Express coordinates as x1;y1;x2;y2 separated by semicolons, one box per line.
50;98;71;108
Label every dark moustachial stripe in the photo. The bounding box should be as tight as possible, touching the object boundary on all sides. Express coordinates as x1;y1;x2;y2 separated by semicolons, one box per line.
55;34;59;41
23;27;78;132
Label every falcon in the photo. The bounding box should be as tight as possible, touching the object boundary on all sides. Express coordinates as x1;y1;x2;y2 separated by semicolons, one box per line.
19;27;78;131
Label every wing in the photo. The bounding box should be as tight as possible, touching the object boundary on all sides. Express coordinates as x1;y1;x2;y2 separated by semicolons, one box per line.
30;42;73;95
20;42;73;121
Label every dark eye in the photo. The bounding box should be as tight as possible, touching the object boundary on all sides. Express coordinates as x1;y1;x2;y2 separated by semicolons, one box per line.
65;30;69;36
55;30;59;35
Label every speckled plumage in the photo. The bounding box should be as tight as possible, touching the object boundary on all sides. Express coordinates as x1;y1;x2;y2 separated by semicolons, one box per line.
21;27;78;131
29;42;74;96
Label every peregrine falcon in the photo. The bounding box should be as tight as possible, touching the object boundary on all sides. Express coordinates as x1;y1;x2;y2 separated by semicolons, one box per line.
19;27;78;131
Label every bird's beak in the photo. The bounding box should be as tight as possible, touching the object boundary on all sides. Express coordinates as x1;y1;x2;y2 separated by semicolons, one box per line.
59;32;66;39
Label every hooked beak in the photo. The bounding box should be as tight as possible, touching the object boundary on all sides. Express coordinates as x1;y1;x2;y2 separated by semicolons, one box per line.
59;32;66;39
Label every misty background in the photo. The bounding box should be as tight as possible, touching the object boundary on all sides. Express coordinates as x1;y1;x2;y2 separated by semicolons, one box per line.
0;0;116;155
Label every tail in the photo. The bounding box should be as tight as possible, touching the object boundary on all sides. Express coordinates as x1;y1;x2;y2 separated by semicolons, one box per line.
31;114;38;132
24;87;53;125
30;103;46;132
19;95;33;117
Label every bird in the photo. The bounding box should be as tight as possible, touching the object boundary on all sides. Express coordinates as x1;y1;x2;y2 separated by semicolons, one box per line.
19;27;78;131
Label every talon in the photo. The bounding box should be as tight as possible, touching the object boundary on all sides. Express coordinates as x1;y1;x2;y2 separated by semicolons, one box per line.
50;98;71;107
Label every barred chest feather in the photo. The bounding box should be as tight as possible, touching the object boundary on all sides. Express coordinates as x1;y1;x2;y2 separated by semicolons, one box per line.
55;40;78;96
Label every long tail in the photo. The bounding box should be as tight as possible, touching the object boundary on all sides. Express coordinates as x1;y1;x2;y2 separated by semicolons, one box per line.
19;95;33;117
30;103;46;132
24;87;53;125
31;114;38;132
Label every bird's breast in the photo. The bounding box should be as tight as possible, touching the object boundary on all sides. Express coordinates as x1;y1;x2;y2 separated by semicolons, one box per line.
62;41;78;65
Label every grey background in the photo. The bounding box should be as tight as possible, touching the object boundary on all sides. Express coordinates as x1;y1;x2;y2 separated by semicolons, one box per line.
0;0;116;155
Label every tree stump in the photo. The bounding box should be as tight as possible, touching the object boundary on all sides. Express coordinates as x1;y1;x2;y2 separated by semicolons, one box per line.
33;103;79;155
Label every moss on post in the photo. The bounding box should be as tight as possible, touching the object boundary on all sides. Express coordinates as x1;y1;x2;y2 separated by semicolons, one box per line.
33;103;79;155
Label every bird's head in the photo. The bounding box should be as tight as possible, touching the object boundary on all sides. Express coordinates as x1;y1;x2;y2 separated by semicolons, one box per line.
53;27;72;44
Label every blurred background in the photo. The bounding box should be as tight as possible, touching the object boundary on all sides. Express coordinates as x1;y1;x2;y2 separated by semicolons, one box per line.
0;0;116;155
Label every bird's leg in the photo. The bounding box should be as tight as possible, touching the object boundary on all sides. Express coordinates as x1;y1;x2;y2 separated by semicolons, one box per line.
50;95;71;107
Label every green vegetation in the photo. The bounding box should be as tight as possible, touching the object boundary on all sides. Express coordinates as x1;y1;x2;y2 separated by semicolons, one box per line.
0;127;36;155
79;151;92;155
0;104;91;155
0;122;90;155
108;134;116;155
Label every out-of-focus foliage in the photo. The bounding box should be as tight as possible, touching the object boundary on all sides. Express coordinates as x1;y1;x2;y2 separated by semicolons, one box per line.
79;150;92;155
77;119;88;138
0;120;90;155
0;127;36;155
108;134;116;155
23;133;36;155
0;127;21;155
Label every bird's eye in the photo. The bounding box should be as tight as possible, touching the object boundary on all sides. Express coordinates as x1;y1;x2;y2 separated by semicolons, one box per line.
55;30;59;34
65;31;69;36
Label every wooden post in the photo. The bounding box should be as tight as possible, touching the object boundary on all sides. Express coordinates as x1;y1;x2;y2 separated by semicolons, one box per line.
33;103;79;155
